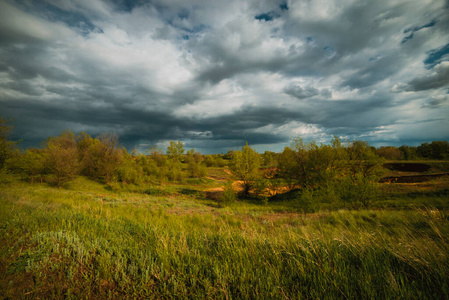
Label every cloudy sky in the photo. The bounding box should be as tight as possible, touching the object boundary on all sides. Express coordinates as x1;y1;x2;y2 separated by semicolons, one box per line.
1;0;448;153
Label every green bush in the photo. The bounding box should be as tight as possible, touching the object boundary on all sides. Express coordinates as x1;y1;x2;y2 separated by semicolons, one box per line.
252;178;268;199
219;181;236;205
338;175;381;208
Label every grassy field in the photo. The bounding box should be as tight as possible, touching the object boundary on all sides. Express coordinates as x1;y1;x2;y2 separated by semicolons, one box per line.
1;165;449;299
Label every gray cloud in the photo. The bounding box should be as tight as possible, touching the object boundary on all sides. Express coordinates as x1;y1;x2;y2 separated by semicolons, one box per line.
1;0;449;153
407;62;449;91
393;62;449;92
422;95;449;109
284;84;319;99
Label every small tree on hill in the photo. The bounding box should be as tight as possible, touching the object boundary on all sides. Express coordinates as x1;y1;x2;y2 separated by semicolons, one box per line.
98;133;121;184
19;149;47;183
166;141;184;161
186;148;206;178
44;130;80;186
229;143;261;197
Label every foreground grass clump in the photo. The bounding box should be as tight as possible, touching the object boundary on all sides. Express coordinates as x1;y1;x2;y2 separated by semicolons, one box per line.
1;179;449;299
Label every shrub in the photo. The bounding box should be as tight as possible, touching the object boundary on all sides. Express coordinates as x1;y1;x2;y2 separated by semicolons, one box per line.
219;181;236;204
229;143;261;197
338;175;381;208
252;178;268;199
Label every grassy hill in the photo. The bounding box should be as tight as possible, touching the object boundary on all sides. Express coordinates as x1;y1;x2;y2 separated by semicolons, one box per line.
1;168;449;299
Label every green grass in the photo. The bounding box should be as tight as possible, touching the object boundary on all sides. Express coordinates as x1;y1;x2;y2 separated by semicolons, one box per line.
1;176;449;299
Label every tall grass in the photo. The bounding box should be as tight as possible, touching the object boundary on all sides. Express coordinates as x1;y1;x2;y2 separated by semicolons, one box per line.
1;178;448;299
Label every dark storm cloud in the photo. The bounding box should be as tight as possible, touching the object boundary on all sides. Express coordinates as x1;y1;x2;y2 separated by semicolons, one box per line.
396;62;449;92
408;64;449;91
340;56;400;89
3;96;185;149
1;0;449;153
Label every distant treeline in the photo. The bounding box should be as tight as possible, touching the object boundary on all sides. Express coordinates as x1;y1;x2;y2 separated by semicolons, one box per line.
1;118;448;192
375;142;449;160
1;126;210;187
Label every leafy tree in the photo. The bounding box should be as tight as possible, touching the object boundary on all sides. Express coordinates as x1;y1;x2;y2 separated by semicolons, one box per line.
98;133;122;184
376;146;403;160
345;140;384;180
146;147;170;183
76;132;100;178
278;137;346;190
307;137;346;189
417;141;449;160
204;154;227;167
166;141;184;160
136;153;158;181
277;138;314;189
399;145;418;160
262;151;276;167
116;149;143;185
229;143;261;197
186;149;206;178
75;132;122;184
44;130;80;186
277;146;301;190
17;149;47;183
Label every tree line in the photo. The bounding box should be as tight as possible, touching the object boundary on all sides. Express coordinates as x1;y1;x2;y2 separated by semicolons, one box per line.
1;130;212;187
1;117;448;208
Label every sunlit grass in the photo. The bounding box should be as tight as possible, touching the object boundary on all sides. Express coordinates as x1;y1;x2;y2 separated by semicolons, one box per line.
1;176;448;299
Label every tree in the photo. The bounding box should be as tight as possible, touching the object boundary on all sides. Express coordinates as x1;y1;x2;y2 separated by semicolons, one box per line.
399;145;418;160
98;133;122;184
44;130;80;186
19;149;47;183
277;146;300;190
166;141;184;160
278;138;312;189
116;149;143;185
76;132;99;178
417;141;449;160
186;149;206;178
229;143;261;197
345;140;384;180
164;141;185;181
75;132;122;184
262;151;276;167
278;136;346;190
306;137;346;189
376;146;403;160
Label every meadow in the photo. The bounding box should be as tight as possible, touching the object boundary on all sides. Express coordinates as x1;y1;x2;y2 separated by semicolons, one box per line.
1;163;448;299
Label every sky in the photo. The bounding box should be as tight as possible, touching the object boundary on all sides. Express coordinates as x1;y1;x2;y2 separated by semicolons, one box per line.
1;0;448;154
